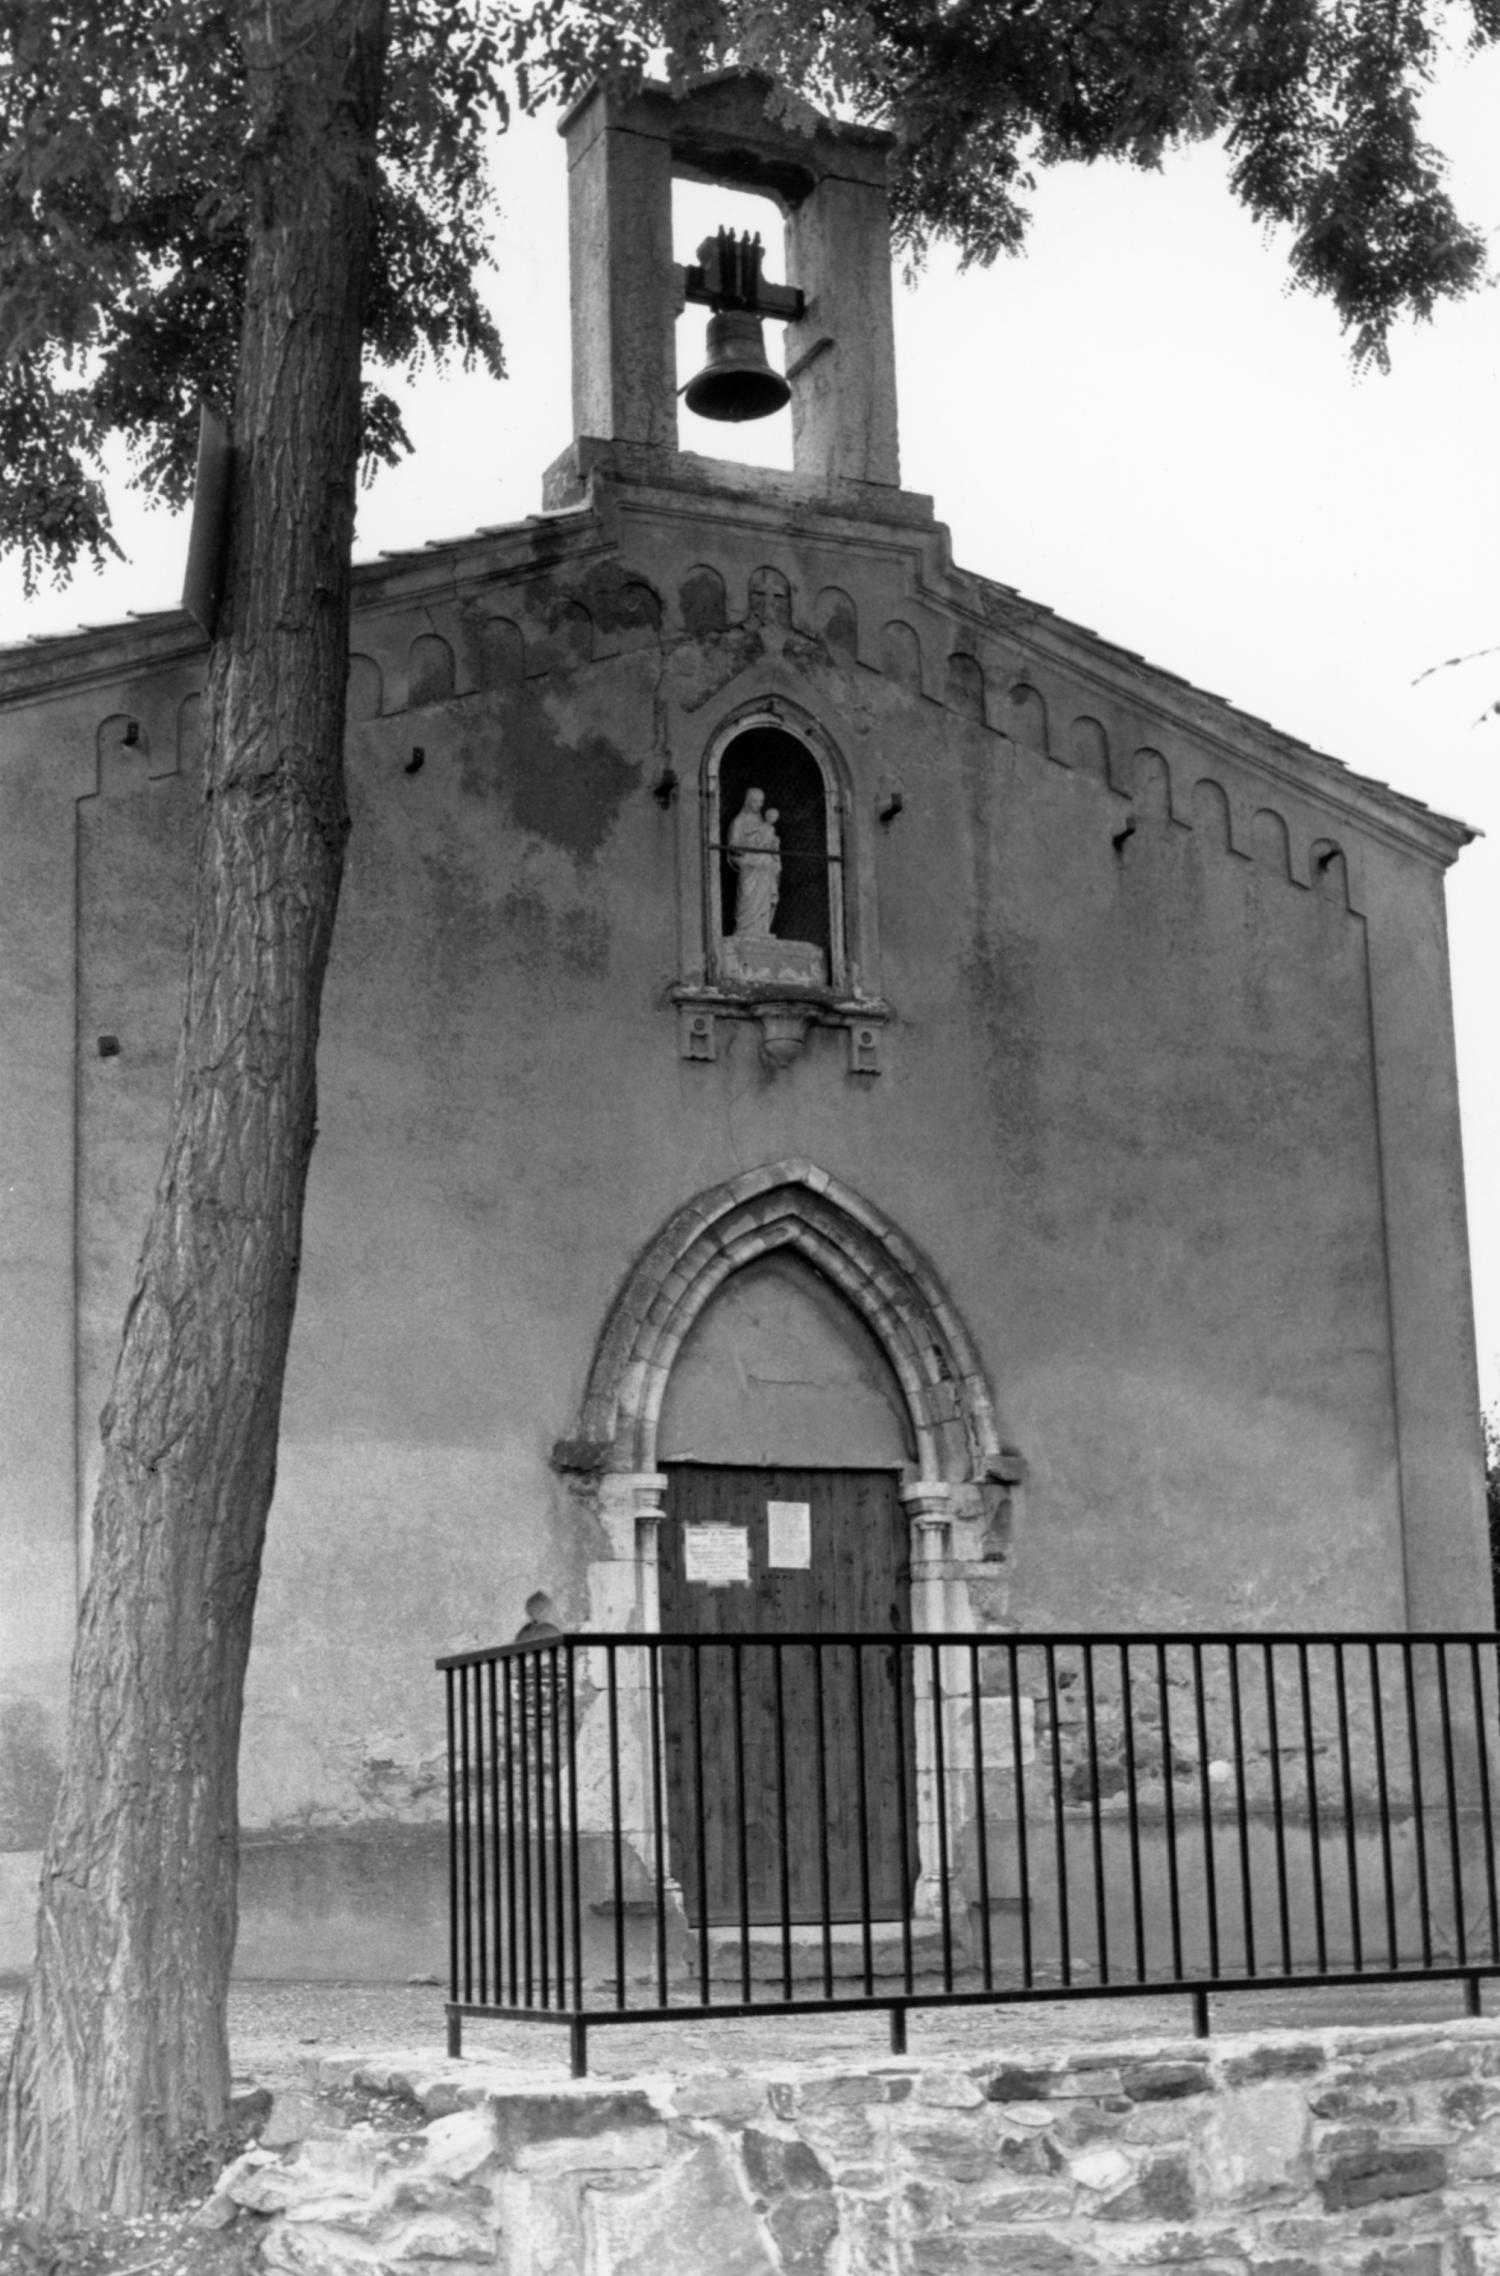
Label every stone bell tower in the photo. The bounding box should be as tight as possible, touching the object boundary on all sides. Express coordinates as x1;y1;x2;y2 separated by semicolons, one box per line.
543;72;910;511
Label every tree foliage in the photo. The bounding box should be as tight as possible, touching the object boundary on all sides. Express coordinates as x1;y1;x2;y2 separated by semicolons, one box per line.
0;0;508;591
521;0;1498;369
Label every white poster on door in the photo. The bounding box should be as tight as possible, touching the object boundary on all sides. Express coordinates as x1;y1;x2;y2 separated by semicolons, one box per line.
765;1500;812;1569
683;1523;751;1586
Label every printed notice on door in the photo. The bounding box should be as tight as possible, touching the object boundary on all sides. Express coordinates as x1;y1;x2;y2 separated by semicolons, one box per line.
683;1524;750;1586
766;1501;811;1569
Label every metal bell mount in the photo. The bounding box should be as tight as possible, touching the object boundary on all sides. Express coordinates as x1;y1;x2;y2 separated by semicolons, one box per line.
681;229;803;424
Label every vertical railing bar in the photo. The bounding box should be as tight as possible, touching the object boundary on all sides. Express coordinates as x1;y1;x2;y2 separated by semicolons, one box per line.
533;1653;551;2009
1045;1643;1071;1987
893;1641;915;1994
1403;1638;1433;1970
503;1659;518;2007
853;1641;875;1997
931;1640;954;1994
815;1641;834;2001
567;1643;583;2012
1192;1641;1219;1981
773;1642;793;2002
1009;1643;1033;1989
1437;1641;1467;1970
473;1661;488;2008
1469;1639;1500;1963
691;1643;712;2003
1157;1641;1183;1980
487;1662;504;2012
1083;1642;1108;1986
1120;1644;1146;1983
648;1641;668;2007
1262;1641;1291;1975
1227;1642;1255;1982
1368;1641;1399;1969
606;1642;625;2010
549;1644;566;2007
518;1657;533;2007
1298;1641;1327;1977
732;1642;752;2005
968;1641;992;1991
459;1664;474;2007
445;1668;460;2013
1333;1640;1362;1973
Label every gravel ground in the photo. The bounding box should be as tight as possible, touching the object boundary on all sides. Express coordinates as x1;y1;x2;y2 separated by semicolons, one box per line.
2;1973;1487;2098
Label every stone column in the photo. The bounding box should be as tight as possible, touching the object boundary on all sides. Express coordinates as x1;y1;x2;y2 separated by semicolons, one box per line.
578;1473;681;1973
902;1481;958;1921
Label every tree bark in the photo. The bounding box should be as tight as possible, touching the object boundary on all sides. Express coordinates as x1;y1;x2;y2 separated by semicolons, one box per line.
1;0;385;2218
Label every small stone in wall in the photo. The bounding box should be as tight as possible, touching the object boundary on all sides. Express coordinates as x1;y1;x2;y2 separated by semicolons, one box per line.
985;2067;1055;2103
1071;2147;1131;2192
1094;2151;1195;2223
1319;2145;1447;2211
262;2091;324;2150
1120;2060;1210;2101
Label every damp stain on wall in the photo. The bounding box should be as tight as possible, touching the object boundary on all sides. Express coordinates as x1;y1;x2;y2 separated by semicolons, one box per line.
457;687;641;866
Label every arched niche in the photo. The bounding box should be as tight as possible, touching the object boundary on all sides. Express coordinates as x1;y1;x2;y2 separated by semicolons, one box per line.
703;702;848;994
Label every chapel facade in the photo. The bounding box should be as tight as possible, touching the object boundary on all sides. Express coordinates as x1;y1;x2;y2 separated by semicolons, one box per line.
0;74;1486;1976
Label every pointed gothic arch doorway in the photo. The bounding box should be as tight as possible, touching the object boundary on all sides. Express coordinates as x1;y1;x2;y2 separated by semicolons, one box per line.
558;1159;1022;1938
655;1250;918;1924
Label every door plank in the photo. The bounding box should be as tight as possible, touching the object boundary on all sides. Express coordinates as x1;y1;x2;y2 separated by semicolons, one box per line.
660;1466;917;1928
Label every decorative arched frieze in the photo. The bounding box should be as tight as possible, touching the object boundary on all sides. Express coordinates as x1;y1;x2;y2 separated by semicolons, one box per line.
564;1158;1006;1485
469;613;523;689
347;652;384;720
408;632;456;707
945;651;985;722
1250;805;1295;881
879;618;923;694
678;564;728;636
1190;776;1237;853
1310;837;1353;909
814;585;859;658
1009;681;1050;757
1129;746;1177;821
527;594;595;675
1069;715;1110;782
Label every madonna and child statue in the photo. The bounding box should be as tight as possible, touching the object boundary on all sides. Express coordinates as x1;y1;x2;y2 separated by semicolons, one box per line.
721;785;828;988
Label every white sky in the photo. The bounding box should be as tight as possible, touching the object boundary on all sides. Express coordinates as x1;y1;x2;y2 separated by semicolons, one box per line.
4;50;1498;1405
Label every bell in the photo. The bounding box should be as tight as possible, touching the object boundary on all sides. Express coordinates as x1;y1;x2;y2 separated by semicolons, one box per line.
683;309;791;424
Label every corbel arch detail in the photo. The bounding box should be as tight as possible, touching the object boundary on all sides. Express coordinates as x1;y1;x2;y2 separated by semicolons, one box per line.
569;1158;1004;1483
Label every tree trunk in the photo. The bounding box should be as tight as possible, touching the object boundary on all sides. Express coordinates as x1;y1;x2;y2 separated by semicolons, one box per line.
0;0;385;2218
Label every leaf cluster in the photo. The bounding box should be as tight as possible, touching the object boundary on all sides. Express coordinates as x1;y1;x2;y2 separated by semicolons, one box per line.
519;0;1497;366
0;0;510;589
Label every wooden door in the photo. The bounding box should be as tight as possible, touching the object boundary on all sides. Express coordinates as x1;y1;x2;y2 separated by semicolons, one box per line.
658;1465;917;1928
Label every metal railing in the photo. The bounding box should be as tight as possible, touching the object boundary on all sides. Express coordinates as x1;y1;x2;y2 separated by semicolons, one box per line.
437;1630;1500;2075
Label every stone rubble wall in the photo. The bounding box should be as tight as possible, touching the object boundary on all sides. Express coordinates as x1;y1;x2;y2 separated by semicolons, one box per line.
203;2018;1500;2275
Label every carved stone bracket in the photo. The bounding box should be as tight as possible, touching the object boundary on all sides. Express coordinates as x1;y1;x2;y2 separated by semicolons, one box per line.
671;984;888;1075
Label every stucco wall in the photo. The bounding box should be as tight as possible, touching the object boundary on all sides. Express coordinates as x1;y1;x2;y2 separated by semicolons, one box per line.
0;474;1485;1973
